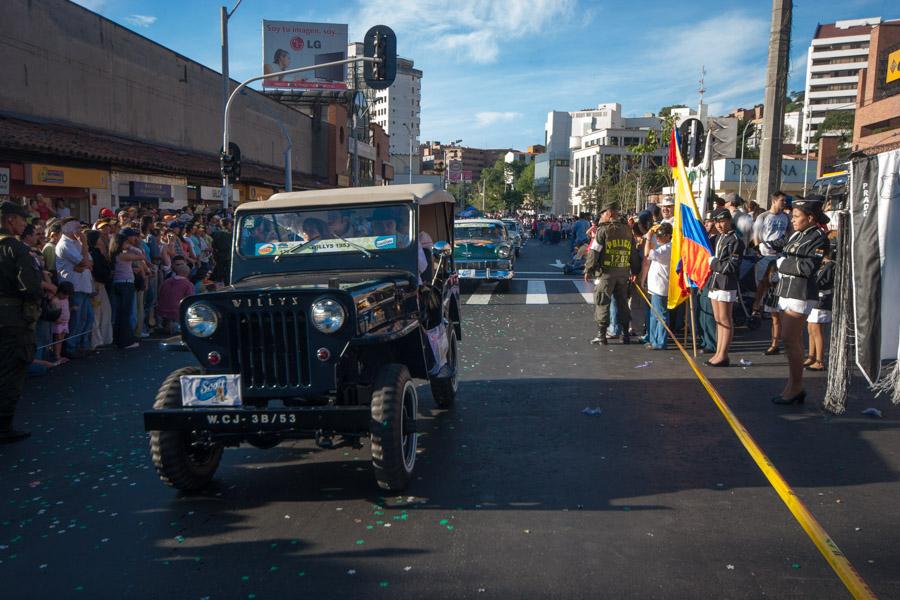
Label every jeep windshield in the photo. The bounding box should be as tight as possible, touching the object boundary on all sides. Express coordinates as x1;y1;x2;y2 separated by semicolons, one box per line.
237;204;414;257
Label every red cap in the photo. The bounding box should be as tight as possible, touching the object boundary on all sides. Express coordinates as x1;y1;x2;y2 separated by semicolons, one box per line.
99;208;115;218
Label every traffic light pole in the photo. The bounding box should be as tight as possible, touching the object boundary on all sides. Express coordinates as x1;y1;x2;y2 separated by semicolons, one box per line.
220;56;382;209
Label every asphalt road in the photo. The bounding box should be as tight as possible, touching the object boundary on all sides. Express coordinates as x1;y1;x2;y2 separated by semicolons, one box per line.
3;238;899;599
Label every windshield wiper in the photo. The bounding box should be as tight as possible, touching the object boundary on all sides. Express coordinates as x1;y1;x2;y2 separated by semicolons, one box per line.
333;234;375;258
273;237;319;262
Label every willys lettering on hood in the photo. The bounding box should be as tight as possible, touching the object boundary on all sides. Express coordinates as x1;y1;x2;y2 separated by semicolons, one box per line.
231;296;302;308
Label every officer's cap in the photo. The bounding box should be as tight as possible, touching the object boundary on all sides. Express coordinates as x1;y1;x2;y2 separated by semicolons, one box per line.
711;208;732;221
1;201;30;219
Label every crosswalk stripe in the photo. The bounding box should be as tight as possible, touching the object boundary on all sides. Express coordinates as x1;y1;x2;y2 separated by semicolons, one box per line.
572;280;594;304
526;280;548;304
467;282;497;305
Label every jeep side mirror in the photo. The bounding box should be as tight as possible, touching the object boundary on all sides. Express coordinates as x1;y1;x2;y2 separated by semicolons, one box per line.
432;241;452;257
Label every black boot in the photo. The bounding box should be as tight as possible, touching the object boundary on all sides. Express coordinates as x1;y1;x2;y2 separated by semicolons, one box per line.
0;416;30;444
621;333;631;345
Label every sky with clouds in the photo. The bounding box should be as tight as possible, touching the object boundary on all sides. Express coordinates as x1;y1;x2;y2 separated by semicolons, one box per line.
73;0;895;150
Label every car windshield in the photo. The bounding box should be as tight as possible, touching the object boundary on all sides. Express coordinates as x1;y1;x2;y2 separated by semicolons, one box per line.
455;223;505;241
811;175;847;197
236;203;414;257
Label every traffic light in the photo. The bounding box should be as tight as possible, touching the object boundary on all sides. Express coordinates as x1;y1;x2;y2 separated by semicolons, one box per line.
679;118;705;167
363;25;397;90
220;142;242;181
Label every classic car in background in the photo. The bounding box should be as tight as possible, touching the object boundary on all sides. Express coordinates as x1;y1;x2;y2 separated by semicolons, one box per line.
453;218;516;285
502;219;525;257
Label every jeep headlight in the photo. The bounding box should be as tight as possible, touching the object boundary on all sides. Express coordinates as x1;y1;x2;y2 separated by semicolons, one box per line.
185;302;219;338
311;298;346;333
497;245;512;259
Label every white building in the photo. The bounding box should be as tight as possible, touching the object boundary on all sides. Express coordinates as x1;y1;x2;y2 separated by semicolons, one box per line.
801;17;884;152
568;103;666;215
347;43;422;177
543;110;573;215
783;111;803;145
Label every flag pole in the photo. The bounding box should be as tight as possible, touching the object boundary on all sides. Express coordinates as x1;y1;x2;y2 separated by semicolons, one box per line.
688;288;698;357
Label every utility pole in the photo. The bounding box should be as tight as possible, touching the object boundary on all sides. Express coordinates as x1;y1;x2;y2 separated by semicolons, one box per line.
756;0;792;208
220;0;242;209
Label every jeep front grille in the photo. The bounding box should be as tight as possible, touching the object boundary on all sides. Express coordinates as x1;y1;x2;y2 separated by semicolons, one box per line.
229;308;310;392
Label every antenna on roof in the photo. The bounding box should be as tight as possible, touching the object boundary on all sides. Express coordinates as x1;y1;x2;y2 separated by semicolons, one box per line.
698;65;706;108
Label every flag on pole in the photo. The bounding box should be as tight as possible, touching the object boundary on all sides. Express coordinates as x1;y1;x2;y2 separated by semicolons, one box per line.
667;129;713;310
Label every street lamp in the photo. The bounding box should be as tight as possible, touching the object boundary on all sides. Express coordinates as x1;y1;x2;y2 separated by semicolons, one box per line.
738;122;754;199
220;1;243;113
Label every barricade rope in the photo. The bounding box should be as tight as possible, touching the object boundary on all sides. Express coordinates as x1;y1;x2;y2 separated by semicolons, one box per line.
634;284;877;600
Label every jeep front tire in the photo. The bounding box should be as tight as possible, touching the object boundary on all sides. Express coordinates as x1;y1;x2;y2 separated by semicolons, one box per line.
370;364;418;491
149;367;224;491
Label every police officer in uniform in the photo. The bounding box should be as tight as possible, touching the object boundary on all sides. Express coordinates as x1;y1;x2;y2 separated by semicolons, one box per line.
771;196;830;405
584;201;635;345
0;201;45;443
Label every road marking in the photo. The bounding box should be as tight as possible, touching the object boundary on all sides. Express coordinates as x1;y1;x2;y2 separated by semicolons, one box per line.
517;271;570;275
526;280;548;304
572;280;595;304
466;282;497;305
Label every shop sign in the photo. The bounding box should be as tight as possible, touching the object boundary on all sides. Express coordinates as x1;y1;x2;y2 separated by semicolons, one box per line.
200;186;239;203
247;186;274;201
130;181;173;199
0;168;9;196
720;159;815;184
25;164;109;189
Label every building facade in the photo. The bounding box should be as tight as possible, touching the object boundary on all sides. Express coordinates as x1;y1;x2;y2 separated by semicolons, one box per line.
568;104;666;215
801;18;886;151
348;44;422;180
852;22;900;154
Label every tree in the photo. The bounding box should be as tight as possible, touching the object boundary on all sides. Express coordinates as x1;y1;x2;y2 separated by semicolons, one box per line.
814;110;854;143
785;90;805;113
659;104;687;117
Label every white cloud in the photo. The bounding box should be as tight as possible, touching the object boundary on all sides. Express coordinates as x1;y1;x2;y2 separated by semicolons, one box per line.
350;0;577;64
475;111;523;127
124;14;157;28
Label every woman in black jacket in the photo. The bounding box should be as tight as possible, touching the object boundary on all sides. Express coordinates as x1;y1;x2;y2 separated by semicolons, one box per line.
706;209;745;367
771;197;830;404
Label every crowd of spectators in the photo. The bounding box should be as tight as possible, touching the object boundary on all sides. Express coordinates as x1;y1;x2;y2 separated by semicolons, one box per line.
8;195;233;376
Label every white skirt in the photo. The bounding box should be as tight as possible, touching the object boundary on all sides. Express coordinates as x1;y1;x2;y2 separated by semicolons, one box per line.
709;289;738;303
807;308;833;323
778;297;818;316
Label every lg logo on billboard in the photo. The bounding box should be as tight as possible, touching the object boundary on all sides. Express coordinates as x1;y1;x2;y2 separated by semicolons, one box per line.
290;36;322;51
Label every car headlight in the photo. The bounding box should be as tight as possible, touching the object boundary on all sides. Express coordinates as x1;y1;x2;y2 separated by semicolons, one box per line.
185;303;219;338
311;298;346;333
497;245;512;259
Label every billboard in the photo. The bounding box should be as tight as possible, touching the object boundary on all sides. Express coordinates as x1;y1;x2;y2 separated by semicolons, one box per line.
262;21;348;90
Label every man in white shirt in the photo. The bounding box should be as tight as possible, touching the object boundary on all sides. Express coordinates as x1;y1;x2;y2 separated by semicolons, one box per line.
751;191;792;314
641;222;673;350
55;218;94;358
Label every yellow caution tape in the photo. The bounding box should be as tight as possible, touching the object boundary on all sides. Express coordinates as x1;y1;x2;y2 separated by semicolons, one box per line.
635;285;877;599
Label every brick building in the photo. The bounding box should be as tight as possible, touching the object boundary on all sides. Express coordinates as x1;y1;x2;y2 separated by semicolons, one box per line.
852;22;900;154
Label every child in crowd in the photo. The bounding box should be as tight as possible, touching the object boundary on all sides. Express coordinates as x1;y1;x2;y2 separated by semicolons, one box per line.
156;262;194;335
51;281;75;361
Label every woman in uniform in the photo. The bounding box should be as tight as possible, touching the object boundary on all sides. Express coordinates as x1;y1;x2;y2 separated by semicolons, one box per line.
771;197;830;404
706;209;745;367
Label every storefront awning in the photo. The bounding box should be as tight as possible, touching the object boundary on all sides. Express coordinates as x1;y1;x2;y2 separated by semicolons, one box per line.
0;115;328;190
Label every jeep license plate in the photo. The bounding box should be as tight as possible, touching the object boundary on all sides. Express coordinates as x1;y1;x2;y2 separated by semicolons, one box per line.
181;375;242;407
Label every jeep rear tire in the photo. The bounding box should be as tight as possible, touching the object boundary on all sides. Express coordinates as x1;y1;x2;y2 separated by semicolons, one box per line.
370;364;417;491
149;367;224;491
430;328;458;409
